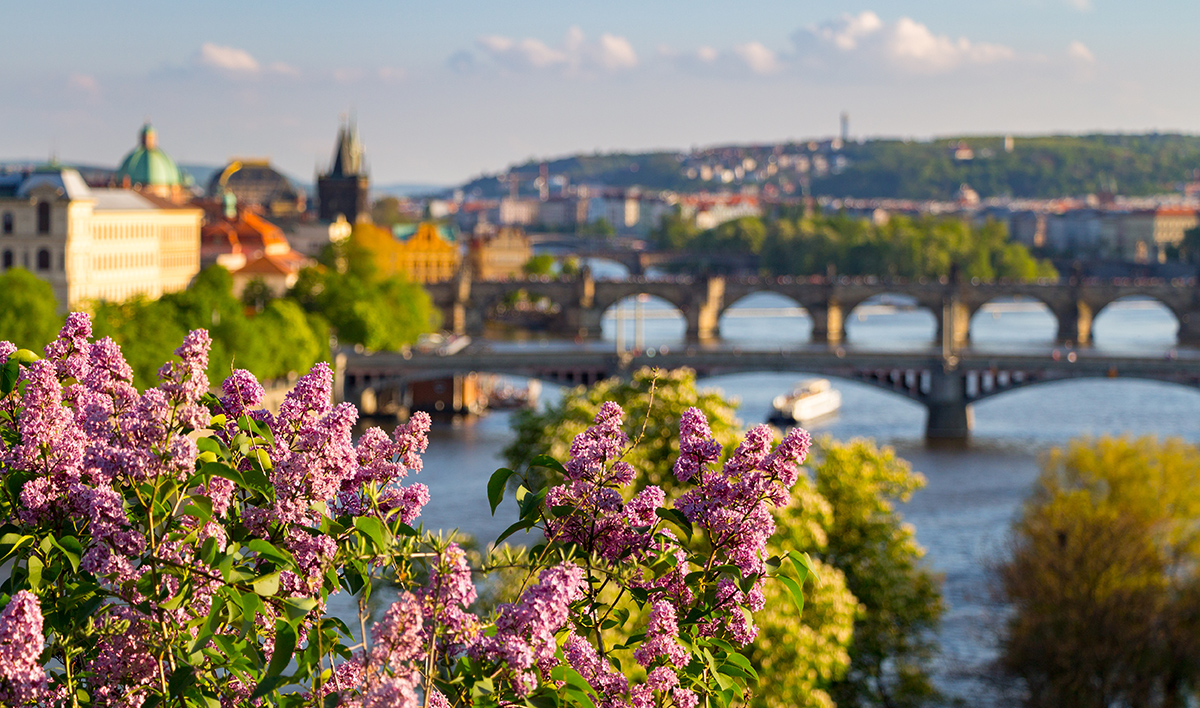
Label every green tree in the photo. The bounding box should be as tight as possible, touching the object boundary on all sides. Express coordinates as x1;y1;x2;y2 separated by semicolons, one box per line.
998;436;1200;708
814;441;945;708
522;254;558;277
0;268;62;351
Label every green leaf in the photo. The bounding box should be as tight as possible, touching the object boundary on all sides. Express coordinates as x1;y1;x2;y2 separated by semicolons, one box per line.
495;518;536;546
167;665;197;697
529;454;568;477
251;572;281;597
247;539;294;567
282;597;318;622
353;516;389;553
487;467;516;515
254;619;297;695
196;436;221;455
777;574;805;613
0;358;19;397
27;555;44;590
655;507;693;541
789;550;819;586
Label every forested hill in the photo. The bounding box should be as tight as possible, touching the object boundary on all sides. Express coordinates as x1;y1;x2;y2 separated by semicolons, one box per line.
459;134;1200;201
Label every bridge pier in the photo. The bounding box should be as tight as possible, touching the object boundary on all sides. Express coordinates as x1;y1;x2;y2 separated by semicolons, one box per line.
808;302;844;344
924;367;973;441
1178;310;1200;346
1054;300;1093;346
686;276;725;342
935;299;971;350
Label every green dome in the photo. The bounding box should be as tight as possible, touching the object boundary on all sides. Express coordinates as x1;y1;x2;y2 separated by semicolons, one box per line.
115;123;187;187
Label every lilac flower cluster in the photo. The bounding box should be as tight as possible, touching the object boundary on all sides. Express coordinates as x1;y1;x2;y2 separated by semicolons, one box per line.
0;315;444;703
0;591;48;706
471;563;586;696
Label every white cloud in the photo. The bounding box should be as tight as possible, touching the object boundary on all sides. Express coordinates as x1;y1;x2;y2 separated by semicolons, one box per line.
796;12;1015;74
1068;40;1095;64
696;46;719;63
598;34;638;70
474;27;638;73
1065;0;1092;11
67;73;99;96
734;42;781;74
196;43;260;73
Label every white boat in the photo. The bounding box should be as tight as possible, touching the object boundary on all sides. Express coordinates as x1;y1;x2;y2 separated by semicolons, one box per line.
768;378;841;425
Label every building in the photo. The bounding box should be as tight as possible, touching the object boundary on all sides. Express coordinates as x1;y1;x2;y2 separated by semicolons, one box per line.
113;122;194;202
353;221;460;284
0;167;201;309
317;120;370;223
206;160;306;222
199;199;311;297
467;224;532;280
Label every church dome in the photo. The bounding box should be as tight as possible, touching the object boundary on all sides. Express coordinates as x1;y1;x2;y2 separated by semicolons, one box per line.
115;123;188;188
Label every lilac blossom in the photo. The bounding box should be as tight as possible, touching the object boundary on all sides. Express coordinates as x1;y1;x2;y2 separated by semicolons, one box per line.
418;543;479;651
0;591;48;706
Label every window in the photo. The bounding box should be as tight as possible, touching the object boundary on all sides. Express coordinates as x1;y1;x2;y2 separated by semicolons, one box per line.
36;202;50;234
1;212;11;234
36;249;50;271
2;250;11;268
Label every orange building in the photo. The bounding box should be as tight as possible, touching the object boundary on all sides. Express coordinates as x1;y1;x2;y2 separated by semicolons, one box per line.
200;200;311;296
353;221;460;283
467;224;532;280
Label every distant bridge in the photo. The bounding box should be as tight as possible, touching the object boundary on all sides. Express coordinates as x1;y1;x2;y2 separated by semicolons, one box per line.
337;345;1200;441
426;272;1200;347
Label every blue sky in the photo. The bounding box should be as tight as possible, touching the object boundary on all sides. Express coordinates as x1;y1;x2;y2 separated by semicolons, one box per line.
3;1;1198;184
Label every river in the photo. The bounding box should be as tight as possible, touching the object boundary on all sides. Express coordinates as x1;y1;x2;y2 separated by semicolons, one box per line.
401;289;1200;705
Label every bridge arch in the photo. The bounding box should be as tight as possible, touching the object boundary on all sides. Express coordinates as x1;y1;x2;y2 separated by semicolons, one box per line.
599;293;687;347
967;295;1057;348
843;294;938;349
1091;295;1182;351
718;291;813;345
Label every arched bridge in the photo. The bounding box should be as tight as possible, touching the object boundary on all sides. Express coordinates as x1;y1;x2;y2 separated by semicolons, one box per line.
336;346;1200;441
426;272;1200;348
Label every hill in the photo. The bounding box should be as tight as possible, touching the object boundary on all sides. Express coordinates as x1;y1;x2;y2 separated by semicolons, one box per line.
458;134;1200;201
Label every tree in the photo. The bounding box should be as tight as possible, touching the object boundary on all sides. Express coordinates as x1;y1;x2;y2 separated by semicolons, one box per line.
523;254;558;277
504;368;943;708
997;436;1200;708
0;268;61;351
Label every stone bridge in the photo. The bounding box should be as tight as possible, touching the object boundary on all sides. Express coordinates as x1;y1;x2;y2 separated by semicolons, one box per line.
336;346;1200;441
425;272;1200;347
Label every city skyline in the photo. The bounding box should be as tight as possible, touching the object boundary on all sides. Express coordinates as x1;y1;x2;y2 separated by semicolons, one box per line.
4;1;1199;185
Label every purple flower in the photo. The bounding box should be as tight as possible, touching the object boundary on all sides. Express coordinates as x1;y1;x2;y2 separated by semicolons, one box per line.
0;591;48;706
220;368;265;420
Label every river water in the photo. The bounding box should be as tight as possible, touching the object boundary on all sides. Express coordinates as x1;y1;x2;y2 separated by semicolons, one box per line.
401;290;1200;705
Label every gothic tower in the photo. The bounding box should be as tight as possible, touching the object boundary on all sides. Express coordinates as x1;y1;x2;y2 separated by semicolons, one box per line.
317;119;370;223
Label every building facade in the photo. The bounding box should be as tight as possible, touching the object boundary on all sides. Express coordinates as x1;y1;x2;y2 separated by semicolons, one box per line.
0;168;202;309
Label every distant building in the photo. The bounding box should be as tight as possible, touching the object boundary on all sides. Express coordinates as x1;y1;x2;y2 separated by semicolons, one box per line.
113;123;194;202
677;194;762;230
537;196;589;230
287;215;352;257
317;120;370;223
353;221;460;283
0;167;201;309
199;200;311;297
467;224;532;280
207;160;306;222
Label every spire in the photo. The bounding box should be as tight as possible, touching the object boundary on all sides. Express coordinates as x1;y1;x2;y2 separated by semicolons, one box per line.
328;117;364;178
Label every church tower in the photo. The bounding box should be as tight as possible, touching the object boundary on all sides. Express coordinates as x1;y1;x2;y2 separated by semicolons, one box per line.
317;119;370;223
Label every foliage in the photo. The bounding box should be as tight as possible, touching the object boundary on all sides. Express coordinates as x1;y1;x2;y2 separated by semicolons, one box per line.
290;236;440;351
89;265;329;389
522;254;558;277
579;218;616;238
997;436;1200;708
810;441;944;708
655;211;1057;281
0;318;813;707
0;269;62;353
505;369;944;708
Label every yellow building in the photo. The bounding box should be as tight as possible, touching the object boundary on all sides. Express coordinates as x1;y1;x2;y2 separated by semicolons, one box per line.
468;224;533;280
353;221;460;283
0;167;202;309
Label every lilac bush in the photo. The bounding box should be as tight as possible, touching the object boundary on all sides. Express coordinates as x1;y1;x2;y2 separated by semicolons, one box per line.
0;314;813;707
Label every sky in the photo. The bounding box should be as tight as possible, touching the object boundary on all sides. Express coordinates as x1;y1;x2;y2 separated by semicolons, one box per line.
3;1;1199;186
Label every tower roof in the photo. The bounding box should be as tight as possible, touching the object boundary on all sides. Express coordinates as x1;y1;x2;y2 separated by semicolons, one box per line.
325;120;366;178
115;123;189;188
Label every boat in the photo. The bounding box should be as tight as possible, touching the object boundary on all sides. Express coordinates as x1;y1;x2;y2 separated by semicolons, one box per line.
767;378;841;425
